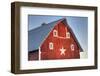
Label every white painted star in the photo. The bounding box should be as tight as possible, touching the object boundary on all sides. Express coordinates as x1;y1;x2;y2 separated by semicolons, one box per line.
60;46;66;55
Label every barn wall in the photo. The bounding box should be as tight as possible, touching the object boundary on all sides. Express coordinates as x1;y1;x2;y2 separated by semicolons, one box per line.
40;21;80;60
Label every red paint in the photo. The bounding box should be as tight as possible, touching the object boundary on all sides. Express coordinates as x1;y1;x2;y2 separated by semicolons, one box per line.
40;21;80;60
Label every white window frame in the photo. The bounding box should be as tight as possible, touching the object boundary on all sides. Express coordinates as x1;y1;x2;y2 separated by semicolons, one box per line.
71;44;74;51
49;42;53;50
66;32;70;38
53;30;58;37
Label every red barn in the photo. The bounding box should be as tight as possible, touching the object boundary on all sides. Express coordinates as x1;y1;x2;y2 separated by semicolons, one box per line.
28;18;83;60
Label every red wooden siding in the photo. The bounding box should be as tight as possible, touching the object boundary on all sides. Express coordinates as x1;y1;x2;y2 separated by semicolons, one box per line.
40;21;80;60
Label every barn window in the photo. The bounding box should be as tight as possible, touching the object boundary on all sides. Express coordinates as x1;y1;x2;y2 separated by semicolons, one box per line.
49;42;53;50
70;44;74;51
53;30;58;37
66;32;70;38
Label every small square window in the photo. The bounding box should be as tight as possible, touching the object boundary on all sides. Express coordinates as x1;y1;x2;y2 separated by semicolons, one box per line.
49;42;53;50
71;44;74;51
66;32;70;38
53;30;58;37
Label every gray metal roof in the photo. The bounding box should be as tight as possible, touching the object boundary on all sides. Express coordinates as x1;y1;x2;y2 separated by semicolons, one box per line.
28;18;83;52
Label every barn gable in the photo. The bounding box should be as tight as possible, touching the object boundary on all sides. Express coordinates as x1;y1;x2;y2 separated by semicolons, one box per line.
28;18;83;52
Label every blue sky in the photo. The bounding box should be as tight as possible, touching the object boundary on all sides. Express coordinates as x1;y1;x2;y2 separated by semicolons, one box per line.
28;15;88;52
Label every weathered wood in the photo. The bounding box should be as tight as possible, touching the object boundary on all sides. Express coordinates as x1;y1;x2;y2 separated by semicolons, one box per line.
40;21;80;60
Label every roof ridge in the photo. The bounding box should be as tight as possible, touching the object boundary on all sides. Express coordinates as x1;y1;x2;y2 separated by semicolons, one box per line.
29;18;65;32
